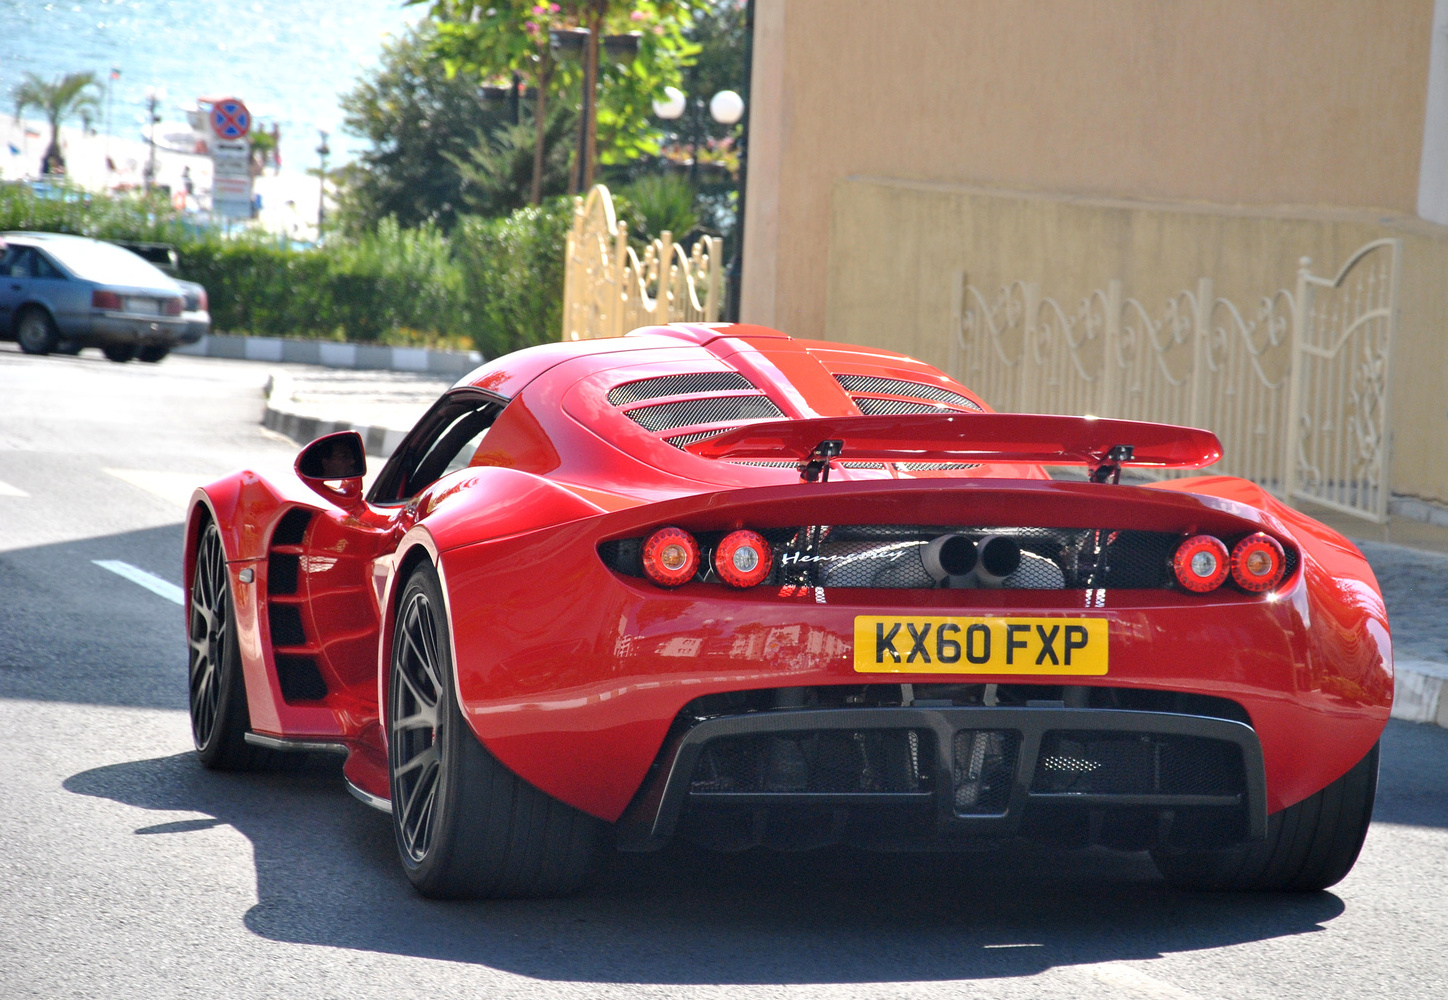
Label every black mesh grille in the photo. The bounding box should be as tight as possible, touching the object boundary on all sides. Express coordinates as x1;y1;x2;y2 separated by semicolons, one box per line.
690;729;933;794
608;372;755;405
952;729;1020;814
268;603;306;647
855;397;956;416
267;552;300;596
275;654;327;702
666;430;726;449
272;508;312;546
898;462;982;471
836;374;983;410
1031;731;1245;796
626;396;784;432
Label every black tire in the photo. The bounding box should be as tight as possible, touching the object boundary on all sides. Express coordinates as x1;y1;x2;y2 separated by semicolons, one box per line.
103;344;137;363
1152;740;1379;892
388;562;600;899
16;308;58;355
188;520;266;770
137;345;170;363
54;339;82;355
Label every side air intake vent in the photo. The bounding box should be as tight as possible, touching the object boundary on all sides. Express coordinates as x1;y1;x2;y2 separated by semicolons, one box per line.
835;374;983;412
626;396;783;433
608;372;755;405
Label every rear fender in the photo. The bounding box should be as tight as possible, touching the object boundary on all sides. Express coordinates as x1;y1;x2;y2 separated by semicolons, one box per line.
415;465;606;552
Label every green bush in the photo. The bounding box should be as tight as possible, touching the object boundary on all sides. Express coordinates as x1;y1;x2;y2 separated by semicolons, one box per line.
452;198;573;359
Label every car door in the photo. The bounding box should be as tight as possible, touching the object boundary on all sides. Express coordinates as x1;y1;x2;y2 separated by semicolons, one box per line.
273;390;505;717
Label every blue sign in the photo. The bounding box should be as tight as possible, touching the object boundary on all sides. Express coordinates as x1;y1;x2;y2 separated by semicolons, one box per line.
210;98;251;140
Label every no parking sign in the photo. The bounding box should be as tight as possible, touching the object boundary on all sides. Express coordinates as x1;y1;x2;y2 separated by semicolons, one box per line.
210;97;251;140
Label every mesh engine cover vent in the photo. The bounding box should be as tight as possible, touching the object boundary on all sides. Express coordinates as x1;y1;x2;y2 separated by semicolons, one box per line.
608;372;755;405
835;374;983;411
626;396;783;433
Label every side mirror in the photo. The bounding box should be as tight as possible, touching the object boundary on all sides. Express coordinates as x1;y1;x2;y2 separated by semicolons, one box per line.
295;430;367;509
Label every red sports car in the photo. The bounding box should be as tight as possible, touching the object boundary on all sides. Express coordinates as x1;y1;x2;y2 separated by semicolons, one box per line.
184;323;1390;898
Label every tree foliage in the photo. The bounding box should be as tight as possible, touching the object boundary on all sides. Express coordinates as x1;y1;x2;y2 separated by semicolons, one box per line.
11;71;101;174
335;25;509;233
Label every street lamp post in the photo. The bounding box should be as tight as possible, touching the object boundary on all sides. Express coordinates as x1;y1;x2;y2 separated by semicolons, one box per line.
315;130;330;235
143;85;164;192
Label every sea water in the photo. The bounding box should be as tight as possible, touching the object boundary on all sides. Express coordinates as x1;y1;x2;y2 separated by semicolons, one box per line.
0;0;419;175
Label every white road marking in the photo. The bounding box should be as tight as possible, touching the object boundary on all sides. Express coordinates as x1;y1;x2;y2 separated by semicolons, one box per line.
93;560;185;606
1084;961;1207;1000
104;468;205;508
0;479;29;497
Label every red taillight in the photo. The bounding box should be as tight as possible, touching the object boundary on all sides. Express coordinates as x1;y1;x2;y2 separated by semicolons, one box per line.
1231;532;1286;592
1173;534;1230;592
641;527;699;587
714;529;772;588
196;287;208;311
163;297;183;316
92;290;122;310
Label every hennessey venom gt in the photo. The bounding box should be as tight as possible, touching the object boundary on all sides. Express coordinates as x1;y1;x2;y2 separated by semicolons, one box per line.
184;323;1390;898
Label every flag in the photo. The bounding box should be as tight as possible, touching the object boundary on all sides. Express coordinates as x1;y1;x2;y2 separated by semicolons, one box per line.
110;67;121;81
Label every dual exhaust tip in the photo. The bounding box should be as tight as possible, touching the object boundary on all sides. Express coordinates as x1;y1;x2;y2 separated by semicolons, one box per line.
922;533;1020;588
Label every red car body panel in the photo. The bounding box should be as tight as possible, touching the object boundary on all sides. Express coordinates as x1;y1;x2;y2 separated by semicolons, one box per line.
185;324;1392;834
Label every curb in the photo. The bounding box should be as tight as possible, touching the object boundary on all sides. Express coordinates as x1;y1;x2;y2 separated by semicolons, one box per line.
1392;659;1448;728
263;372;410;458
178;333;482;377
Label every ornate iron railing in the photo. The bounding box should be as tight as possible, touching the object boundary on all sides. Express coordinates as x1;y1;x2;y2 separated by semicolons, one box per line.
561;184;724;342
951;239;1401;521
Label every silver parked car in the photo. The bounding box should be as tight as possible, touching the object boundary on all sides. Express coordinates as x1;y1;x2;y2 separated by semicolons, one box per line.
0;232;189;363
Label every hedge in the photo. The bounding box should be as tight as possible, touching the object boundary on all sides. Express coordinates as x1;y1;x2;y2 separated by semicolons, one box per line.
0;182;573;356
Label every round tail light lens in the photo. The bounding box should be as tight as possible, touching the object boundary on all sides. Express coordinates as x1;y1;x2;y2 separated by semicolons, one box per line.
641;527;699;587
1231;532;1286;592
714;529;772;588
1173;534;1230;592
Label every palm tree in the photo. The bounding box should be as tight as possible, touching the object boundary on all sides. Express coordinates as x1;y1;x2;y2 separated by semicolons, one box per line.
12;71;101;175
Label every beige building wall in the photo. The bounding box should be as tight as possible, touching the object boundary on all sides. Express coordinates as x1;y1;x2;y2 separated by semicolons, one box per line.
741;0;1434;337
740;0;1448;505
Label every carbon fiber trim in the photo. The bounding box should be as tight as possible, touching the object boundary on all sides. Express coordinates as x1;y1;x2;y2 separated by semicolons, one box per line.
854;397;955;416
627;396;784;432
836;374;983;411
608;372;755;405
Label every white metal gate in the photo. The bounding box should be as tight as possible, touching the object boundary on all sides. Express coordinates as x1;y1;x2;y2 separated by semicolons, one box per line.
950;238;1401;521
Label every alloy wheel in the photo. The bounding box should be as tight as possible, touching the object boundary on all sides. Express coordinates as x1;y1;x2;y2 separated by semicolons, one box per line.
390;589;445;864
187;525;230;749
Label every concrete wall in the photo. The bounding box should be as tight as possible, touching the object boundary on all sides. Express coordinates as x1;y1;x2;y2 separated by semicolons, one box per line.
825;178;1448;505
741;0;1436;340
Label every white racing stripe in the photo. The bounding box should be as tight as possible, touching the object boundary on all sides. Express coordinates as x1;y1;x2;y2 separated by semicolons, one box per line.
93;559;185;606
0;479;29;497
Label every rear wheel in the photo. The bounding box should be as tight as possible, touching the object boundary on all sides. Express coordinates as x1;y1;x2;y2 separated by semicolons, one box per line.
1152;741;1379;892
16;308;57;355
388;563;600;899
189;520;265;770
103;344;137;363
137;345;170;363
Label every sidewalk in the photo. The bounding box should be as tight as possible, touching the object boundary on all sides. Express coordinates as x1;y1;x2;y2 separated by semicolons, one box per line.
261;366;1448;732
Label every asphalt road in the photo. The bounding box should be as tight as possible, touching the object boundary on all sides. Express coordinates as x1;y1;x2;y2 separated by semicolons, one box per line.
1;344;1446;1000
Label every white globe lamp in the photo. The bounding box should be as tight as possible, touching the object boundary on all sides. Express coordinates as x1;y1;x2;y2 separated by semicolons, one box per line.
709;90;744;125
652;86;686;121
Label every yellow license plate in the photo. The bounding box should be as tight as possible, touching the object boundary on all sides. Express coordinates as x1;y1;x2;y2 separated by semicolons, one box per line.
853;616;1108;675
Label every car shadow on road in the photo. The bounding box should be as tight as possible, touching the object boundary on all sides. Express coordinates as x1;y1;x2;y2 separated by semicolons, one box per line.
68;736;1429;986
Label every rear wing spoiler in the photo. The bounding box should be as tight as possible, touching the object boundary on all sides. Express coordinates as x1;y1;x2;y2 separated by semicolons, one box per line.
681;413;1223;483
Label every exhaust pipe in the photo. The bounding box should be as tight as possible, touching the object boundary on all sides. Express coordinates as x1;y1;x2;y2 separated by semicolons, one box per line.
921;533;977;582
946;534;1021;588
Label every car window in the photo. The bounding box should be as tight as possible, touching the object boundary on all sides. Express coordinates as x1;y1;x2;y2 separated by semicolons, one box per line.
30;251;63;280
7;248;36;278
0;246;21;276
365;390;505;504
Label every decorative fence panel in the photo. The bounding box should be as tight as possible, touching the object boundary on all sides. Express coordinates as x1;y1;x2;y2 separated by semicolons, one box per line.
951;239;1401;521
561;184;724;342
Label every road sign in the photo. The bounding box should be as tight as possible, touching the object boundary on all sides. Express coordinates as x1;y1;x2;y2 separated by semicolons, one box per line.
210;136;253;218
210;98;251;140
